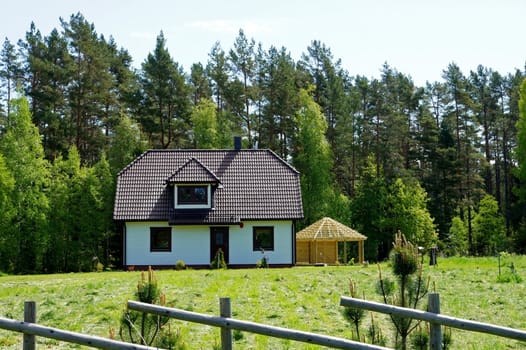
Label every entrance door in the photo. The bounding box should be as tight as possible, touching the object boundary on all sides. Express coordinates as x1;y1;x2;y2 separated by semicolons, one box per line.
210;227;229;264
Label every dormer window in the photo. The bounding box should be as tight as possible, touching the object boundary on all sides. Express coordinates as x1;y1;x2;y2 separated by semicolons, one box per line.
178;185;208;205
167;157;220;210
175;184;211;208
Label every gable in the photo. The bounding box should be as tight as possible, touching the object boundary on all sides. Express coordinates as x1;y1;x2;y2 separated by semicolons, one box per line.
166;157;220;184
113;149;304;223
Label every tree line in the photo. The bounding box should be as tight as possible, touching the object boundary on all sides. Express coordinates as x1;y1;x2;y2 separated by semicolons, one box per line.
1;13;525;273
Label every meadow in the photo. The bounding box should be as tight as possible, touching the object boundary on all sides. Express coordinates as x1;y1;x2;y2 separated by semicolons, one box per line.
1;255;525;349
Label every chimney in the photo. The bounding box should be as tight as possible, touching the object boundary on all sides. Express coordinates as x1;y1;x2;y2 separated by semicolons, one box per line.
234;136;242;150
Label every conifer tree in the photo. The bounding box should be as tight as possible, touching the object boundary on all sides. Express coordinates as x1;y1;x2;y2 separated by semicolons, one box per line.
0;96;50;273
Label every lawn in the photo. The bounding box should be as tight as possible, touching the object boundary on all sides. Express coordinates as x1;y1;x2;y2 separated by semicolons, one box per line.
1;255;525;349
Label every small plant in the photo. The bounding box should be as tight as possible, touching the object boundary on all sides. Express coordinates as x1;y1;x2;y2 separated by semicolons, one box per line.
118;267;183;348
175;259;186;270
347;257;355;266
410;324;429;350
342;278;365;339
233;329;244;341
497;253;522;283
377;231;430;350
210;248;227;269
256;256;268;268
367;314;386;346
442;326;453;349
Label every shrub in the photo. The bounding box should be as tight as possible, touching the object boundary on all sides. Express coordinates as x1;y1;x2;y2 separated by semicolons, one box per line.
210;249;227;269
256;256;268;268
118;267;184;348
175;260;186;270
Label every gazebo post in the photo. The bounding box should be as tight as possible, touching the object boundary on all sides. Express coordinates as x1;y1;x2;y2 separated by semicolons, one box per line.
358;241;364;264
343;241;347;264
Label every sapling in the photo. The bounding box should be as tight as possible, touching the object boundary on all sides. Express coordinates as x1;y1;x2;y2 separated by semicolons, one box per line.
377;231;429;350
342;278;365;340
118;267;185;348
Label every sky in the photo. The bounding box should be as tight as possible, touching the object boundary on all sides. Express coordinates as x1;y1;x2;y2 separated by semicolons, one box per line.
1;0;525;86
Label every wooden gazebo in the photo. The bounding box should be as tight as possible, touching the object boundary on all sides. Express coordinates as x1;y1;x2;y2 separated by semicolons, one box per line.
296;217;367;265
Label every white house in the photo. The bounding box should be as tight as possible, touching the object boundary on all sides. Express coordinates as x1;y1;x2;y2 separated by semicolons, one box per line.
113;144;304;268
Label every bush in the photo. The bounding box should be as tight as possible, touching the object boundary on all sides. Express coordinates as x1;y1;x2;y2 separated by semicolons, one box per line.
210;249;227;269
118;267;183;348
175;260;186;270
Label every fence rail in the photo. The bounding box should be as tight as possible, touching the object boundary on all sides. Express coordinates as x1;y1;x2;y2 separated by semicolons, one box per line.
4;294;525;349
340;293;526;347
127;299;390;350
0;316;156;350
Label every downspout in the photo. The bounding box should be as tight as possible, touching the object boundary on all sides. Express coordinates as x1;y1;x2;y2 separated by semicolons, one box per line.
292;220;296;266
122;223;127;269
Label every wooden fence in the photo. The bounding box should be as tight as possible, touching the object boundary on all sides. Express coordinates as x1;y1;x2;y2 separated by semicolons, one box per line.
340;293;526;349
127;298;389;350
0;301;157;350
1;299;389;350
3;294;526;349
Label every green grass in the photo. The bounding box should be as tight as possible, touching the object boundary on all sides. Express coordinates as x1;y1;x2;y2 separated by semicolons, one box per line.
1;256;525;349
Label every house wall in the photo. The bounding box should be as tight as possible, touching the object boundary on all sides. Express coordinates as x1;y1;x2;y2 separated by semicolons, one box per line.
125;220;294;267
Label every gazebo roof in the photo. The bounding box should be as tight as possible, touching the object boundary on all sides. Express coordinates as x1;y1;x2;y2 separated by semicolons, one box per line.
296;217;367;241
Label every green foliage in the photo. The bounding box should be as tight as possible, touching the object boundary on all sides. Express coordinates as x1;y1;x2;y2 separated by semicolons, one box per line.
497;254;523;283
294;87;335;224
377;232;429;350
191;98;219;148
140;31;191;149
342;278;365;339
0;13;525;274
256;256;268;268
472;194;507;255
514;78;526;205
351;160;437;260
210;248;227;269
0;154;15;272
410;324;429;350
119;267;183;348
390;232;419;278
350;157;390;260
447;216;469;256
0;96;50;273
0;260;526;348
367;315;387;346
108;115;147;175
386;179;437;248
175;260;186;270
233;329;244;341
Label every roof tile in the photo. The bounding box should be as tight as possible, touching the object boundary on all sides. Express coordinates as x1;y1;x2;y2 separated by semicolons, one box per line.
114;149;304;223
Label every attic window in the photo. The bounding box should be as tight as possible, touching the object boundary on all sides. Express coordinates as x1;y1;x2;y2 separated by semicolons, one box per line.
175;184;211;208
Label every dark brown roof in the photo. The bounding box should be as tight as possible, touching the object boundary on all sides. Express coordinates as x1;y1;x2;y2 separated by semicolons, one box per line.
166;157;220;184
113;149;304;223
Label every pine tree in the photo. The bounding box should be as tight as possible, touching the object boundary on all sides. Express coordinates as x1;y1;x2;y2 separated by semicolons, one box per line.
140;31;190;148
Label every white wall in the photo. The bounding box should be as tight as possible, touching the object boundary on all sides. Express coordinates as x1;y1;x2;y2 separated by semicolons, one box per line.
229;220;293;265
125;220;294;266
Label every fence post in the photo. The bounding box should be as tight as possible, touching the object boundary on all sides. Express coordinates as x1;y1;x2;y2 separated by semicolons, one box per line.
428;293;442;350
23;301;36;350
220;297;232;350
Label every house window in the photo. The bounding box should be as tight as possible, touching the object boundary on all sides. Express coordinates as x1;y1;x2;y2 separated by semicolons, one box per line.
253;226;274;251
150;227;171;252
177;185;208;205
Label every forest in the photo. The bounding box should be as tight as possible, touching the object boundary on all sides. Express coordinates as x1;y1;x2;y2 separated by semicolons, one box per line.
0;13;525;274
